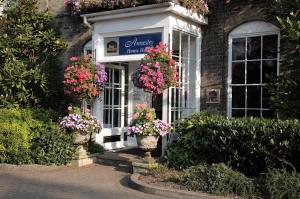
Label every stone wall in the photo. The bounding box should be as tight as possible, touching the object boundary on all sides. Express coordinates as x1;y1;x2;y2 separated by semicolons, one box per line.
201;0;270;114
38;0;92;65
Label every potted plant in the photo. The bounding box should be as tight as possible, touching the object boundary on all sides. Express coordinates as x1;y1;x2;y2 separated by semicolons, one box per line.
128;103;172;156
59;106;102;156
131;42;178;95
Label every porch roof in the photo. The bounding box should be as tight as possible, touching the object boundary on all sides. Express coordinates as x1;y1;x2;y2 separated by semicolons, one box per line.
81;2;208;26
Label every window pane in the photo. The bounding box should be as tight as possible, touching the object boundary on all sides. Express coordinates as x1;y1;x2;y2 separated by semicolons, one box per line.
114;89;121;105
263;35;278;59
247;36;261;60
232;62;245;84
104;109;112;128
181;33;189;58
114;69;120;84
232;86;245;108
247;110;261;117
232;109;245;117
232;38;245;60
262;88;271;108
171;88;174;107
247;86;261;108
124;107;128;127
262;60;277;83
113;109;121;127
247;61;261;84
190;36;197;60
172;30;180;57
104;88;110;105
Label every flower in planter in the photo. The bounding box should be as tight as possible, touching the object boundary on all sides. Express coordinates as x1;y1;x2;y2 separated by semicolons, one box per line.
63;55;107;100
128;103;172;137
132;42;178;95
60;106;101;135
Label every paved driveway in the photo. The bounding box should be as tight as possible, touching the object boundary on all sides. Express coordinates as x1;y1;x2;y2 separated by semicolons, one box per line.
0;162;166;199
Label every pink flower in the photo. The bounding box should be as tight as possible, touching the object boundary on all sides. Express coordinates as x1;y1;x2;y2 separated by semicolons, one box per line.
133;112;140;120
67;106;73;112
145;113;153;120
140;102;147;109
69;56;78;62
204;3;209;12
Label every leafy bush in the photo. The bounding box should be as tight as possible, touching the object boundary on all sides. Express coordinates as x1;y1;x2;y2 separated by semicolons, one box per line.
0;121;32;164
31;125;76;165
266;76;300;120
85;141;104;154
163;113;300;176
0;108;46;164
263;169;300;199
181;164;255;197
0;0;66;107
0;108;76;165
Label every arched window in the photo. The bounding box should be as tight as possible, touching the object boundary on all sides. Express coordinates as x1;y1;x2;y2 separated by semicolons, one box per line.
227;21;280;118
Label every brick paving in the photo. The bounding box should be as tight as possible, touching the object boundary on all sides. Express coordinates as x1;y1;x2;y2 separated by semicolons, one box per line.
0;163;166;199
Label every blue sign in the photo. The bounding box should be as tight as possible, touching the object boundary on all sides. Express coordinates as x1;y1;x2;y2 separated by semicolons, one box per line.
119;33;162;55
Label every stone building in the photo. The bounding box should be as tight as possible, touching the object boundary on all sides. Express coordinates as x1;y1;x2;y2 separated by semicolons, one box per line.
35;0;282;150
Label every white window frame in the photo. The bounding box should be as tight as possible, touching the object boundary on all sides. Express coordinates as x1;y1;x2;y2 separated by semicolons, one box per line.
227;21;280;117
103;63;126;129
169;29;200;125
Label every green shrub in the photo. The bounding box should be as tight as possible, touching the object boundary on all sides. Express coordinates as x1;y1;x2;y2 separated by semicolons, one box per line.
0;108;37;164
263;169;300;199
0;108;75;165
163;113;300;176
181;164;255;197
0;0;66;107
30;125;76;165
85;141;104;154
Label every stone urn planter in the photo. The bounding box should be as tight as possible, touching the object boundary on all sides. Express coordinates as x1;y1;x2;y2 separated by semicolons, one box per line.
136;135;159;162
74;132;92;157
136;135;159;151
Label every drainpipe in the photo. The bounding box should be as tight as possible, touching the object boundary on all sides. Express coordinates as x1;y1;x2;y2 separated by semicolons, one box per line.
83;15;93;30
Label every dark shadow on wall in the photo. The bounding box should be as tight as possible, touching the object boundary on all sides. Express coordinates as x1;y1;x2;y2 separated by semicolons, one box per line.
201;0;269;114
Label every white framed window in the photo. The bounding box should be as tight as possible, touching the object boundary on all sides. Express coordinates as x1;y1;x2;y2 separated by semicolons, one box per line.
228;21;280;118
169;29;198;124
103;63;128;128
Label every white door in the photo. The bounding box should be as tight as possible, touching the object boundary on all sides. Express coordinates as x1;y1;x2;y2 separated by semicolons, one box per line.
100;63;129;150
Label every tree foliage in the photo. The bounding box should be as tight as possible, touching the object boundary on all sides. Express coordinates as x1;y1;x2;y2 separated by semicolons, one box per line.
0;0;66;107
266;0;300;119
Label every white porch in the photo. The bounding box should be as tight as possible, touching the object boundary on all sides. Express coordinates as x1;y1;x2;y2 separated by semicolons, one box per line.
82;2;207;152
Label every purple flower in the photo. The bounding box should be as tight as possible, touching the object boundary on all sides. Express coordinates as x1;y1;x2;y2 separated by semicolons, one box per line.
60;113;102;134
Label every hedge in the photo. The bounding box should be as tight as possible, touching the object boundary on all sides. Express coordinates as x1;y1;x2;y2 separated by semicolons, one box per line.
0;108;76;165
163;113;300;176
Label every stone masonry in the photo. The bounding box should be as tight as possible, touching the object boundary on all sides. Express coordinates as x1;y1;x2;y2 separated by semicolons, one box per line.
201;0;271;113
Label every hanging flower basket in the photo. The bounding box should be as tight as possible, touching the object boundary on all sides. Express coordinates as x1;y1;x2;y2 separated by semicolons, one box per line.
63;55;108;100
131;42;178;95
